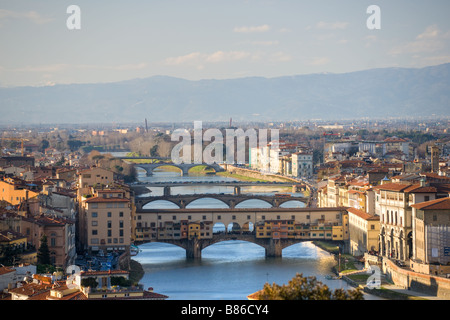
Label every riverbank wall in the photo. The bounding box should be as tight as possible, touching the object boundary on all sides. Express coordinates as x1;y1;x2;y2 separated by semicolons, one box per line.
381;257;450;299
221;164;311;196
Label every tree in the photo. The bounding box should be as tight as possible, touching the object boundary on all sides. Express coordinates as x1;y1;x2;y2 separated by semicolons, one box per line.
37;234;51;265
39;139;49;153
257;273;363;300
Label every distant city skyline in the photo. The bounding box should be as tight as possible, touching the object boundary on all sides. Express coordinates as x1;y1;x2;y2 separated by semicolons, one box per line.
1;0;450;87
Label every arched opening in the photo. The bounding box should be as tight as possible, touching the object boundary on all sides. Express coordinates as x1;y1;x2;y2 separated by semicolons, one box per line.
186;197;229;209
227;222;241;234
134;242;186;265
235;199;272;208
279;200;306;208
202;240;265;261
242;222;254;234
407;231;413;259
143;200;180;209
213;222;226;234
154;165;183;175
187;164;217;175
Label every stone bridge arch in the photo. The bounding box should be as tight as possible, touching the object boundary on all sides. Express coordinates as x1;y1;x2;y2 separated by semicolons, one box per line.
140;236;309;259
135;162;224;176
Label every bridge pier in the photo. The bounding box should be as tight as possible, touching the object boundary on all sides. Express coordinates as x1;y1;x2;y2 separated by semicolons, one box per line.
163;186;171;197
185;238;202;259
265;239;283;258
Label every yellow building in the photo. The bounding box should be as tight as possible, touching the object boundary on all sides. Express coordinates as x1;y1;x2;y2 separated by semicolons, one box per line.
347;207;380;256
185;221;213;240
79;188;132;254
0;177;39;206
0;229;37;265
77;167;115;201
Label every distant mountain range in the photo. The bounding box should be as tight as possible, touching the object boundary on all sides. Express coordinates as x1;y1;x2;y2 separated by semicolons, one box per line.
1;63;449;124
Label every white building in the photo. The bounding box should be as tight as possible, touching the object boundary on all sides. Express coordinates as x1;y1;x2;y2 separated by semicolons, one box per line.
292;152;313;178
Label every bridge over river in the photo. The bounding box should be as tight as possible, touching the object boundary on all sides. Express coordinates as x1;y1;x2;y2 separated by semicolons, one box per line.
133;206;349;259
135;193;309;210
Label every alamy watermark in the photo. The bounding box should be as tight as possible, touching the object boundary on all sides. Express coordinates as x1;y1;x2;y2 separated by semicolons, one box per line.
366;265;382;289
170;121;279;166
66;5;81;30
66;5;380;31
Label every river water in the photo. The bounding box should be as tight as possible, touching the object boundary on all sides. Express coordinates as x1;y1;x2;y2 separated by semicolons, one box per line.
131;166;382;300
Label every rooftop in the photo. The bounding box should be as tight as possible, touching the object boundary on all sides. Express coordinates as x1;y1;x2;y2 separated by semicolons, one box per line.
411;197;450;210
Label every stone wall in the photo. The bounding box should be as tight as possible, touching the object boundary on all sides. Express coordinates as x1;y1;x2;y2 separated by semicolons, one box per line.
382;257;450;299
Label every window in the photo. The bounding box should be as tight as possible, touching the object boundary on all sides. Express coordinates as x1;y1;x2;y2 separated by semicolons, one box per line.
91;212;98;218
119;212;124;217
92;230;98;235
424;196;430;202
107;221;112;228
107;212;112;217
92;221;98;226
371;224;375;230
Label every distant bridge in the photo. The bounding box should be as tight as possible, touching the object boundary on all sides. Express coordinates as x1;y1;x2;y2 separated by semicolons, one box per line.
135;193;309;210
130;162;226;176
130;180;299;188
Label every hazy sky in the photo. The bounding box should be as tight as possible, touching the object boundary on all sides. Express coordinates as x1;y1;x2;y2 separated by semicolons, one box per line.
1;0;450;87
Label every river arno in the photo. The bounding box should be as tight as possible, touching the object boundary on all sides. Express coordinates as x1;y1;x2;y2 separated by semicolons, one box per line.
131;167;383;300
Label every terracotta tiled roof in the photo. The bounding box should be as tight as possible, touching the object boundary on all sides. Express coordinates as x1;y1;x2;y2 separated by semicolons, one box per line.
403;185;437;193
0;266;15;276
347;207;379;221
411;197;450;210
372;182;413;192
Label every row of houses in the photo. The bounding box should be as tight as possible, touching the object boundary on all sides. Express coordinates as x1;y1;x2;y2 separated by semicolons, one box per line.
318;166;450;277
249;140;314;178
0;266;167;300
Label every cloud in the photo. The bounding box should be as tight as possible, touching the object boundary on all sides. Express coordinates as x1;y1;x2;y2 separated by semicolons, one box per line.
0;9;53;25
205;51;251;63
164;52;202;66
14;63;149;73
390;25;450;55
164;50;292;69
15;64;70;73
308;57;330;66
315;21;349;30
233;24;271;33
165;51;253;66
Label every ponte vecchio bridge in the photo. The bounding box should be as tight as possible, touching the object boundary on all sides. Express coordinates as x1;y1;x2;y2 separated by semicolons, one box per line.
133;206;349;259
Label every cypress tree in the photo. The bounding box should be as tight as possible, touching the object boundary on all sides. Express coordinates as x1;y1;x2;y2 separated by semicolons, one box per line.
37;234;51;265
